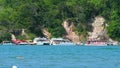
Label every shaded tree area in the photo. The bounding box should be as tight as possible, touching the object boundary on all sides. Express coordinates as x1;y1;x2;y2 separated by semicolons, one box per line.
0;0;120;41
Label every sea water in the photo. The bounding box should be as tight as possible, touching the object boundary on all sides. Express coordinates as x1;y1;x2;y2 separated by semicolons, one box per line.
0;45;120;68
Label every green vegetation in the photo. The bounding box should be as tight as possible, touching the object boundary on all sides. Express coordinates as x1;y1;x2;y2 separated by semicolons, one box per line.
107;21;120;41
0;0;120;41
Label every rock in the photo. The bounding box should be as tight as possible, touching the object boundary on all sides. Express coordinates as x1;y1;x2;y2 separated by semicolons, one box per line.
88;16;108;41
62;20;80;43
42;28;51;39
11;34;16;40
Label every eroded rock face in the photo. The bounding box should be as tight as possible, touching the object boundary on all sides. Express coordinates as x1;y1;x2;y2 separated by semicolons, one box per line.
42;17;108;42
62;20;80;43
21;29;29;39
11;34;16;40
11;29;29;40
88;16;108;41
42;28;51;39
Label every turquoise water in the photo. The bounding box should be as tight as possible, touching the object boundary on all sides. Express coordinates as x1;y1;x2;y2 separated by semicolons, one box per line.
0;45;120;68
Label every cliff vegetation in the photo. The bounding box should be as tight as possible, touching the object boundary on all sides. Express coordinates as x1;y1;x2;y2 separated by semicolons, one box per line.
0;0;120;42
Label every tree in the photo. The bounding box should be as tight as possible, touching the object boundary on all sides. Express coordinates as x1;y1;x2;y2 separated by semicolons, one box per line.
107;21;120;41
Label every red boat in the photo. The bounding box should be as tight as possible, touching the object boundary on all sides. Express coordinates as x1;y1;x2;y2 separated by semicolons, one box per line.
12;40;28;45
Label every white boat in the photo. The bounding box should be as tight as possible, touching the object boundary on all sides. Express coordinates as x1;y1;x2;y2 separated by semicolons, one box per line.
1;41;13;45
33;37;50;45
50;38;75;45
107;42;118;46
84;43;107;46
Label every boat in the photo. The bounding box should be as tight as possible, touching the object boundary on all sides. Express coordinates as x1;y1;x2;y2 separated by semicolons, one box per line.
50;38;75;45
1;41;13;45
12;40;28;45
84;39;107;46
107;41;118;46
33;37;50;45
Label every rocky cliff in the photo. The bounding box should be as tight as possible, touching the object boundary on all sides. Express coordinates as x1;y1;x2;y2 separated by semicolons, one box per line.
62;20;81;44
11;16;108;43
88;16;108;41
42;28;51;39
62;16;108;43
